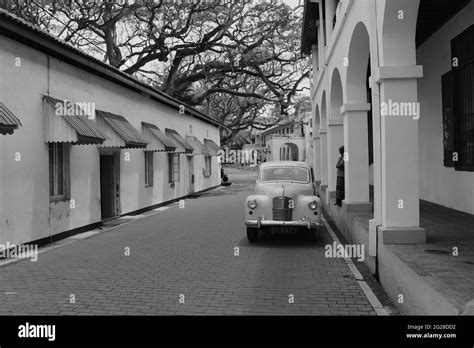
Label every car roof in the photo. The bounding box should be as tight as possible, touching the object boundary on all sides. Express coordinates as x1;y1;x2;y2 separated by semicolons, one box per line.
260;161;311;169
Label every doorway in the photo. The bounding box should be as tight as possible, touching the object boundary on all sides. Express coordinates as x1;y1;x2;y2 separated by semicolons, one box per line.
100;153;120;219
188;156;194;194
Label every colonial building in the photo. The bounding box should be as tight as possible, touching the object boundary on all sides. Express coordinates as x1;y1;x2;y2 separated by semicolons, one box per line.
302;0;474;314
0;10;224;247
260;110;312;163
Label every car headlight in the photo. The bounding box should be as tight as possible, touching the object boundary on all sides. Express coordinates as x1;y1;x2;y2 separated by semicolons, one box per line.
308;200;318;210
248;199;257;209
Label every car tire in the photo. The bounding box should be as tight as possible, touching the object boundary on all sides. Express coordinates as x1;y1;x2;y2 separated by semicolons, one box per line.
306;229;317;243
247;227;259;243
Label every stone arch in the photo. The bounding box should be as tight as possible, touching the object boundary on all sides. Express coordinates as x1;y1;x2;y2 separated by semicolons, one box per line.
346;21;371;103
330;68;343;119
315;104;321;131
320;90;327;128
280;142;299;161
379;0;419;66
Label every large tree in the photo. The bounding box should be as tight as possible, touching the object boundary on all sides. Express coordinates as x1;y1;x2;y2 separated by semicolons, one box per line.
1;0;309;142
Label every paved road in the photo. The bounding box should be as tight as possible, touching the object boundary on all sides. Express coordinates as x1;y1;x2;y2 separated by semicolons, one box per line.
0;168;379;315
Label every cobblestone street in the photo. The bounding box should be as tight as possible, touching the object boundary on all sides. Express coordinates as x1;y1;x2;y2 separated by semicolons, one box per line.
0;168;387;315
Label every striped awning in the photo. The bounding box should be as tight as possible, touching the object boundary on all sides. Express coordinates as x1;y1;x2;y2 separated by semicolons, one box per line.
185;135;209;155
96;110;148;149
0;102;22;135
142;122;176;152
43;96;106;145
165;128;194;154
204;138;221;156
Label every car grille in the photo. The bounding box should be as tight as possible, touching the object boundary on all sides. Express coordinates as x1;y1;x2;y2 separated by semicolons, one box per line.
272;196;293;221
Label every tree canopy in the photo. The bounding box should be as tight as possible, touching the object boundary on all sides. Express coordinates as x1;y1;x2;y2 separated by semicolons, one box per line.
1;0;310;143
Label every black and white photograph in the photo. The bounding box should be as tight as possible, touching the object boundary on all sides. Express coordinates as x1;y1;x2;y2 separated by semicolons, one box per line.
0;0;473;345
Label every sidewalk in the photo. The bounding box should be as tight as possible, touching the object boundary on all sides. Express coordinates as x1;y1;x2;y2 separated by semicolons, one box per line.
321;188;474;315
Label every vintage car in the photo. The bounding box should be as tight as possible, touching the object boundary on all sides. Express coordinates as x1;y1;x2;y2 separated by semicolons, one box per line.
244;161;322;243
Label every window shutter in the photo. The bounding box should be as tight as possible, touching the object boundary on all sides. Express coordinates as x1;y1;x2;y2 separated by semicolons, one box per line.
451;25;474;170
451;24;474;68
168;154;173;183
442;71;455;167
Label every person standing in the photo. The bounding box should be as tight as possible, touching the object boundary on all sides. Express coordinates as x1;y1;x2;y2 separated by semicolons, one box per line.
335;146;345;207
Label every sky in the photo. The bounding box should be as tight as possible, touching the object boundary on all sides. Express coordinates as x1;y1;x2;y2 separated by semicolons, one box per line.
282;0;302;8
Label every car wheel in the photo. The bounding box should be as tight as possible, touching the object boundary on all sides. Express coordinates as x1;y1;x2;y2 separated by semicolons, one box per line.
306;229;317;243
247;227;259;243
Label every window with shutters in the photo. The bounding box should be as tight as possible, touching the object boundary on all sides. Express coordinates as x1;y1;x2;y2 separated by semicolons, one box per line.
441;25;474;171
204;156;212;178
168;153;180;184
444;24;474;171
144;152;154;187
49;143;70;200
442;71;455;167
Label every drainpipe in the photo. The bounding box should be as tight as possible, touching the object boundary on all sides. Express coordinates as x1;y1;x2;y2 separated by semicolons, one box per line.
370;0;383;279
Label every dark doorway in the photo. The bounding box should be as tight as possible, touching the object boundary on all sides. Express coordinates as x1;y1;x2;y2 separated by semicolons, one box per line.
100;154;119;219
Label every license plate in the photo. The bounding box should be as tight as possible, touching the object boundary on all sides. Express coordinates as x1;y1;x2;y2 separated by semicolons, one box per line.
272;226;296;234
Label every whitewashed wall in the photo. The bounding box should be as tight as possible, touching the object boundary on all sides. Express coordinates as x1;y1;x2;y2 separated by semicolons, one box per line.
0;35;221;246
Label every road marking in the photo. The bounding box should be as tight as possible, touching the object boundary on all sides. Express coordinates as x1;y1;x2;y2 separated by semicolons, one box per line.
154;207;169;212
321;215;389;316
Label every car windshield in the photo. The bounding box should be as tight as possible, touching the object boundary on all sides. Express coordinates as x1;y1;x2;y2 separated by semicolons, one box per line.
260;167;310;183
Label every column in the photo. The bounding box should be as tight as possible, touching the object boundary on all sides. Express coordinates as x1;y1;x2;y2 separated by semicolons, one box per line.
313;135;322;185
376;66;425;244
340;103;372;212
319;128;328;189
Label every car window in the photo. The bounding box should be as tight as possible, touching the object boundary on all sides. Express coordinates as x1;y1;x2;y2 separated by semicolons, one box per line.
260;167;310;183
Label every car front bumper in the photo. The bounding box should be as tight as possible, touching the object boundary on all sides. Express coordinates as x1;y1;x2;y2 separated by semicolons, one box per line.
245;217;322;230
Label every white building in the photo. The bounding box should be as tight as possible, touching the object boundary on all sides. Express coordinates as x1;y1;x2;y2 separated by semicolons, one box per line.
0;10;225;247
302;0;474;314
261;111;312;163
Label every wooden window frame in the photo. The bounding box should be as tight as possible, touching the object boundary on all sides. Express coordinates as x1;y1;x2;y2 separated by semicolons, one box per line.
204;155;212;178
168;153;180;184
49;143;70;201
144;151;154;187
447;25;474;171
